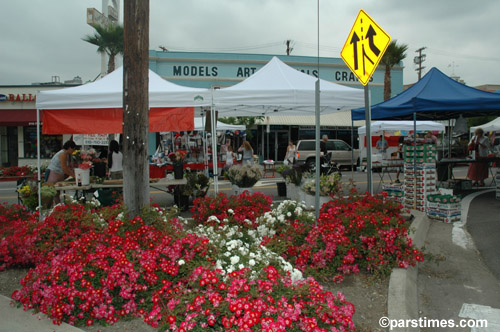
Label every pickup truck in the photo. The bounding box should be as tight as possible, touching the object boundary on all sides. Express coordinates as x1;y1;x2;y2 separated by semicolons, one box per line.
295;139;360;170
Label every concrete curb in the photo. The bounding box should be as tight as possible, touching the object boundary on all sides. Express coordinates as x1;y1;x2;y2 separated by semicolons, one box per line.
0;295;85;332
387;210;430;332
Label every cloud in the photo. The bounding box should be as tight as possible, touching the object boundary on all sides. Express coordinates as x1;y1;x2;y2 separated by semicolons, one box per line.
1;0;500;87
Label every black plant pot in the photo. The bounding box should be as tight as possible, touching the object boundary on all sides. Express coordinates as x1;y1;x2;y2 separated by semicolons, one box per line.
174;163;184;179
276;182;287;197
174;194;190;211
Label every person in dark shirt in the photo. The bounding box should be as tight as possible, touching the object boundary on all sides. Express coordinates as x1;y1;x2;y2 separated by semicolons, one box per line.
320;135;328;165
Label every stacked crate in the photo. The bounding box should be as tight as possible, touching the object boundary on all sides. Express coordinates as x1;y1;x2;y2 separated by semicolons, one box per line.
426;194;462;223
403;144;438;211
382;183;404;204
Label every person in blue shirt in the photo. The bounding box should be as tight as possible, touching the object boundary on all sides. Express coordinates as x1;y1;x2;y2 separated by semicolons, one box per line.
375;135;389;159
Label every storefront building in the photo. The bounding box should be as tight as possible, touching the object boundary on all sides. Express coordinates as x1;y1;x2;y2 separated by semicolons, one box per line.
0;85;76;166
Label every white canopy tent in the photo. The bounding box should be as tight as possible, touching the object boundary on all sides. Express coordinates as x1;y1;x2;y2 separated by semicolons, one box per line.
358;120;445;135
210;56;364;201
357;120;446;161
34;67;212;211
37;66;211;111
470;117;500;133
212;57;364;116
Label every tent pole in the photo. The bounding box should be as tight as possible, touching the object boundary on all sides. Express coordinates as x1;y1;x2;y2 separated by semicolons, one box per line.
210;103;219;193
36;108;42;219
314;80;320;220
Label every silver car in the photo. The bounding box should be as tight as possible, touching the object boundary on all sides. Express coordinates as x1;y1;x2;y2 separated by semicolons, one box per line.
295;139;360;169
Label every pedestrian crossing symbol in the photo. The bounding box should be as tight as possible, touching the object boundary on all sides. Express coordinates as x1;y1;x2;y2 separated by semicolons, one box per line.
340;9;391;86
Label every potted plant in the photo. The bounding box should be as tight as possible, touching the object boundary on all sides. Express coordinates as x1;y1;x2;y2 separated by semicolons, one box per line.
276;164;290;197
184;171;211;199
40;184;57;209
279;164;303;201
226;164;263;194
301;172;342;207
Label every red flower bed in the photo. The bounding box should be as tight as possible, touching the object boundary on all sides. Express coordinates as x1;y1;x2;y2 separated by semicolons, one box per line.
12;212;213;327
0;165;34;177
191;191;272;228
153;265;356;331
0;203;102;271
2;190;424;330
263;192;424;282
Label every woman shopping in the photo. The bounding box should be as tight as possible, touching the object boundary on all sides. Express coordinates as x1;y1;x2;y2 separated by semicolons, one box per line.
467;128;490;187
46;140;76;184
284;140;296;165
238;141;254;165
108;140;123;179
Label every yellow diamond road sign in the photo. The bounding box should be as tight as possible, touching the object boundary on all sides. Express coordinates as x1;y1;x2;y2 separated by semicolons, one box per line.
341;9;391;86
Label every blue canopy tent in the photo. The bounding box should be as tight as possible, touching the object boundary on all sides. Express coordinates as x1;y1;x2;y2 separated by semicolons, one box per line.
352;67;500;120
351;67;500;194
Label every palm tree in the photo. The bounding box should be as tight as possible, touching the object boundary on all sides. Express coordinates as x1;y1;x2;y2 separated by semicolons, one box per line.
83;24;124;74
381;40;408;101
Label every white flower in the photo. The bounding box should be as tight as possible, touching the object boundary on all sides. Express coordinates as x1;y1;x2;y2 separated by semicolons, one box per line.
238;264;244;270
178;259;185;266
249;259;256;266
227;209;234;215
291;269;303;282
230;256;240;265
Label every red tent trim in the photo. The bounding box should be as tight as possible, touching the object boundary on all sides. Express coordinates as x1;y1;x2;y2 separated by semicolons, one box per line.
41;107;194;134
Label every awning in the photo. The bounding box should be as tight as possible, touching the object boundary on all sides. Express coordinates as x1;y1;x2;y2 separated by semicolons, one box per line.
0;109;37;126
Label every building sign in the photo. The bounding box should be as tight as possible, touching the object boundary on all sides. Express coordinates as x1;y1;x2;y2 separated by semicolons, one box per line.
341;9;391;86
0;93;36;102
74;134;109;146
169;64;365;83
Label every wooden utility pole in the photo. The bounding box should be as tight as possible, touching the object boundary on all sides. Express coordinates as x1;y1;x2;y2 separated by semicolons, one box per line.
414;47;426;80
123;0;150;217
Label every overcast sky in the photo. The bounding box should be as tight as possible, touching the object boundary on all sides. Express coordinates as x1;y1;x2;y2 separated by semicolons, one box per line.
2;0;500;88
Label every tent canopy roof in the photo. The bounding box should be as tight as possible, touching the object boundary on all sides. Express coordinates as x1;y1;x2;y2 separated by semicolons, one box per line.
357;120;445;135
36;66;211;110
352;67;500;120
213;57;364;116
470;117;500;133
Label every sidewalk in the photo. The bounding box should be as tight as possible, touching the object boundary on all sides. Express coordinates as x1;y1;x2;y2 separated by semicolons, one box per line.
0;295;85;332
390;189;500;332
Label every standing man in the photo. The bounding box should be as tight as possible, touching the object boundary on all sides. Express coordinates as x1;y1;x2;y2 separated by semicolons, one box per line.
376;134;389;159
320;135;329;166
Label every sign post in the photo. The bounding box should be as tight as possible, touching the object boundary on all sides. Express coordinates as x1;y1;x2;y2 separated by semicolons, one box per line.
341;9;391;194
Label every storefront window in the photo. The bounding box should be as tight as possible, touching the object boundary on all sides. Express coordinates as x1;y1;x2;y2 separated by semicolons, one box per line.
23;126;62;159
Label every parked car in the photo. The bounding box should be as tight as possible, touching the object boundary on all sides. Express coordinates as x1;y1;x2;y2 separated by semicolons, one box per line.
295;139;360;170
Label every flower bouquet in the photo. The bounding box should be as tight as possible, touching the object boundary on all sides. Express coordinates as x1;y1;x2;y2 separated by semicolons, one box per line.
73;149;98;185
168;150;187;165
226;164;263;188
73;148;98;169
